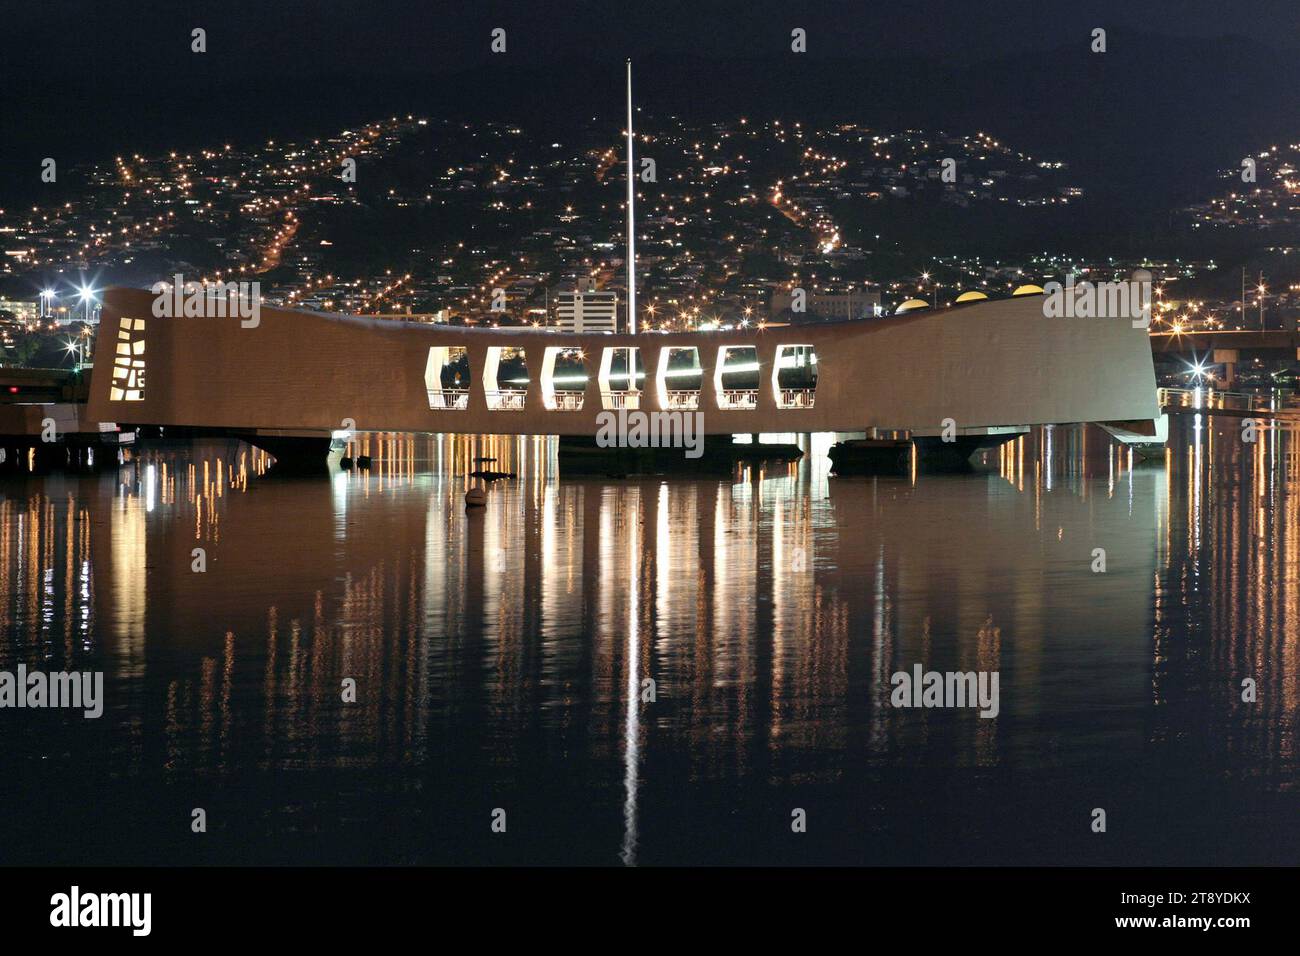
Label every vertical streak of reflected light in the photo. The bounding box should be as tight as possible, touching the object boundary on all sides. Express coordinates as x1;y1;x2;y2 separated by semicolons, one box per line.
1017;433;1024;493
1044;424;1053;492
1192;413;1203;555
869;543;888;752
1127;447;1134;516
1107;443;1114;498
656;482;670;644
620;489;641;867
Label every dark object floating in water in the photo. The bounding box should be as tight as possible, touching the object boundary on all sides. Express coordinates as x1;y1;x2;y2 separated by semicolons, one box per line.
339;457;353;470
473;456;497;463
465;486;487;508
470;469;516;481
557;435;802;476
828;439;912;475
356;455;372;468
731;442;802;463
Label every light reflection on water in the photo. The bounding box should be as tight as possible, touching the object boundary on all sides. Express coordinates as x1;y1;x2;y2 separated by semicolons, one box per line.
0;422;1297;865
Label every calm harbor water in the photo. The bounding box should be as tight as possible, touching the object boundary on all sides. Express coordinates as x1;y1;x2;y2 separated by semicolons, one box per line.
1;419;1297;866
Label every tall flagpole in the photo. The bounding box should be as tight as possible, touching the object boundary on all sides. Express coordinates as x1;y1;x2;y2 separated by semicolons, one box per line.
626;59;636;335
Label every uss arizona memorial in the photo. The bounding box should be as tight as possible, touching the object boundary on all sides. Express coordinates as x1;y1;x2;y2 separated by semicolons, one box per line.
83;285;1161;461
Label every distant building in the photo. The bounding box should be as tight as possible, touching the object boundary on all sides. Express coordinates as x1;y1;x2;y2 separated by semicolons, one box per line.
0;298;39;326
769;289;882;323
0;312;20;348
370;311;451;324
555;288;618;333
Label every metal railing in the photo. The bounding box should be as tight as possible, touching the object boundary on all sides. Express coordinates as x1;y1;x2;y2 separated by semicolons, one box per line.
778;387;816;409
485;388;527;411
718;388;758;410
1158;387;1268;412
426;384;813;413
545;392;585;411
427;388;470;410
601;390;641;410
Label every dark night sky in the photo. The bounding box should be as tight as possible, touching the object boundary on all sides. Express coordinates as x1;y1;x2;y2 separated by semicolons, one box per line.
4;0;1299;77
2;1;1300;209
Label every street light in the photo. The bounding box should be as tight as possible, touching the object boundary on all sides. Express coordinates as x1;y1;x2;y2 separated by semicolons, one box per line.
63;337;84;369
77;284;98;323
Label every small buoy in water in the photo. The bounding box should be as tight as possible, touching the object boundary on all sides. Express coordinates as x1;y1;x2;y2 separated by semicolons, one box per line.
339;456;354;470
465;486;487;508
356;455;372;469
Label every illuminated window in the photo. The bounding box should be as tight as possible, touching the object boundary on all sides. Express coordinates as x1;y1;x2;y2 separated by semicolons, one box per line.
425;346;470;410
657;347;701;409
541;346;587;410
109;316;145;401
714;345;758;410
598;346;642;410
484;346;528;410
774;344;818;409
